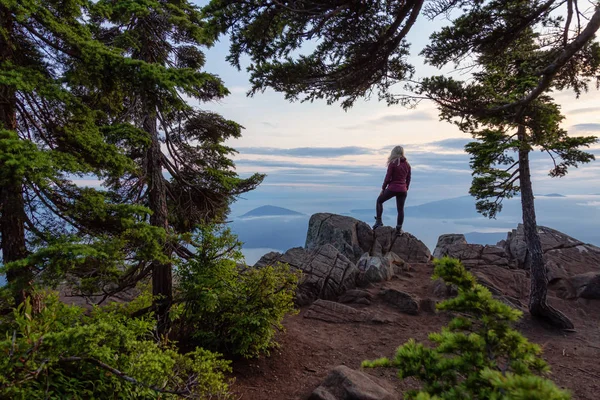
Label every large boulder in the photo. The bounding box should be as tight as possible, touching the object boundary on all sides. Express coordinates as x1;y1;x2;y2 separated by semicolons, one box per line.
306;213;375;263
356;253;394;286
433;234;467;258
569;272;600;299
379;288;420;315
305;213;430;264
433;235;511;269
304;300;371;324
255;244;358;306
504;224;600;279
374;226;431;263
308;365;395;400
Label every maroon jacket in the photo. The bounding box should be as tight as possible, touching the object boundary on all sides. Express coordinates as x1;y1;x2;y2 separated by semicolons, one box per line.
382;157;411;192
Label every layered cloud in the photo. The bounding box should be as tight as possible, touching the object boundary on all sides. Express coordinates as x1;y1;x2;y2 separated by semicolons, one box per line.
236;146;377;158
342;111;434;130
571;123;600;132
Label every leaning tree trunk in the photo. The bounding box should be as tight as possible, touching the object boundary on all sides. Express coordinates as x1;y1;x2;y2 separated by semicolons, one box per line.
0;7;32;306
517;125;573;329
143;97;173;336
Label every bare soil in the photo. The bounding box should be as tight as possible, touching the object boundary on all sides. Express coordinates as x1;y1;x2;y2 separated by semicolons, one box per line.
229;263;600;400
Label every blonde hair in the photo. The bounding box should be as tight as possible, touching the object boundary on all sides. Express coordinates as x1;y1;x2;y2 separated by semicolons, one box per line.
387;145;406;165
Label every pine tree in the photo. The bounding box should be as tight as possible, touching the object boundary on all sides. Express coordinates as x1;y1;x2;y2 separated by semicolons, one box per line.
363;257;571;399
416;11;600;329
90;0;264;334
0;0;165;306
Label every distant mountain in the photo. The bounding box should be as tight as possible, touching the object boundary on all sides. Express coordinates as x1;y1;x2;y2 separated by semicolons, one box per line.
351;196;481;219
240;205;305;218
405;196;481;219
540;193;566;197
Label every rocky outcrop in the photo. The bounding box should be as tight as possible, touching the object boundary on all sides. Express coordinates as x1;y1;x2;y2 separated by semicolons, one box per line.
432;225;600;287
505;224;600;270
256;213;429;306
504;225;600;283
309;365;395;400
259;213;600;307
433;234;511;268
433;234;467;258
373;226;431;263
305;213;375;263
255;244;358;306
306;213;430;264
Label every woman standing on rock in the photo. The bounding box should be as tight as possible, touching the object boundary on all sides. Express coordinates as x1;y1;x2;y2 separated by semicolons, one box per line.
373;145;411;235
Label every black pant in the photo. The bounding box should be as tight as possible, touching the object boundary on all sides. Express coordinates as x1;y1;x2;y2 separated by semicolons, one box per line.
376;190;407;228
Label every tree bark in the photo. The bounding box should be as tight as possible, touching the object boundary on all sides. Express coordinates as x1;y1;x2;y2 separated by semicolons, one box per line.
517;125;573;329
143;99;172;336
0;6;32;305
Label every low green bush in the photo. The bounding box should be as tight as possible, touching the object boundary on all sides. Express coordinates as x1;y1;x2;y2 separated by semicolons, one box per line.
0;292;232;399
175;225;299;358
362;257;570;400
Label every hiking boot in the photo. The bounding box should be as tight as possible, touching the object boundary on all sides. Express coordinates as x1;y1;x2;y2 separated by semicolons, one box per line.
372;217;383;230
395;226;403;236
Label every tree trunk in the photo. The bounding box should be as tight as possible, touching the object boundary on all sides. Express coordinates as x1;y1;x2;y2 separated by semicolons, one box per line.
0;6;32;305
143;99;172;336
517;125;573;329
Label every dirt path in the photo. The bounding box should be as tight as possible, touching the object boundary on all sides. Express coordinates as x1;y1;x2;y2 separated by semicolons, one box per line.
229;264;600;399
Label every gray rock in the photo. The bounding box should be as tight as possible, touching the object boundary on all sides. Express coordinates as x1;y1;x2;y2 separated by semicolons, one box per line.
356;253;394;286
433;234;468;258
433;235;511;269
254;251;282;267
570;272;600;299
308;365;395;400
380;288;419;315
470;265;529;301
375;227;431;263
256;245;358;306
384;252;408;276
505;224;600;279
431;278;457;298
304;300;371;323
481;245;511;266
306;213;375;263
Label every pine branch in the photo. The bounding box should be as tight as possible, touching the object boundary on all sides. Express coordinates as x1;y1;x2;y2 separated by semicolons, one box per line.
492;6;600;112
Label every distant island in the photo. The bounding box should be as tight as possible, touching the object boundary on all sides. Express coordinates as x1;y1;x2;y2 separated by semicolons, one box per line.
239;205;305;218
540;193;566;198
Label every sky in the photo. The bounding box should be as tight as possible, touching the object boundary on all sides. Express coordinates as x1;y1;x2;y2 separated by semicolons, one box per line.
188;2;600;218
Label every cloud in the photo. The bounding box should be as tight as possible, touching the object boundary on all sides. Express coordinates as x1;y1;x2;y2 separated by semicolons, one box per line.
237;146;377;158
567;107;600;115
237;137;472;160
424;137;472;150
343;111;434;130
571;123;600;132
261;121;277;128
